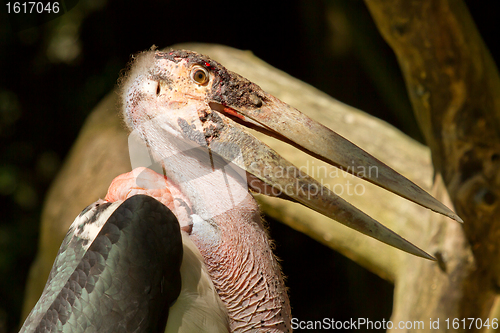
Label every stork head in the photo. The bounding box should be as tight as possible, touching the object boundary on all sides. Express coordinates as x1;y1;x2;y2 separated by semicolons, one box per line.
120;48;462;260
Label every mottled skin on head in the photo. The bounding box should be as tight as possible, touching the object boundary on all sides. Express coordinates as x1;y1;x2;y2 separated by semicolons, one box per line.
154;50;266;109
120;49;269;146
120;50;292;332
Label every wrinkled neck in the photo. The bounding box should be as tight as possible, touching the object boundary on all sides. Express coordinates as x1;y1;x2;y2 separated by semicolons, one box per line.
160;151;291;332
144;126;291;331
190;194;291;333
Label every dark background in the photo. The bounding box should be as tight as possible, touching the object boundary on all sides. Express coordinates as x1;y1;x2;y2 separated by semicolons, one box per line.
0;0;498;332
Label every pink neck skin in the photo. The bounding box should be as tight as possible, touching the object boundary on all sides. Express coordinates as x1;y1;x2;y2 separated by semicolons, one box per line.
189;193;291;332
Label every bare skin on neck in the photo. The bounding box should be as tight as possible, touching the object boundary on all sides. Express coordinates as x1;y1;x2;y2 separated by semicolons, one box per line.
189;193;291;332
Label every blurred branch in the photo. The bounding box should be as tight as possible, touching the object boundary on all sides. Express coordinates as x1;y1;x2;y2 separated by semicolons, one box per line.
366;0;500;329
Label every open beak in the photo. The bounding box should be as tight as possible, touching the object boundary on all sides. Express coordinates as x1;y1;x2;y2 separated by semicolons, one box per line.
125;50;462;260
204;89;461;260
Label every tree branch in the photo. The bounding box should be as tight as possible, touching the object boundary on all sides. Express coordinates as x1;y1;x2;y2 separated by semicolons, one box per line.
366;0;500;329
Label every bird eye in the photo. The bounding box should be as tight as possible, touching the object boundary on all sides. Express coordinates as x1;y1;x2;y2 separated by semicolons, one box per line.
191;66;209;85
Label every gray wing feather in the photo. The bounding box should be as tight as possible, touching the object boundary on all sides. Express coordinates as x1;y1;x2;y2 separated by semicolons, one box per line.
20;195;183;333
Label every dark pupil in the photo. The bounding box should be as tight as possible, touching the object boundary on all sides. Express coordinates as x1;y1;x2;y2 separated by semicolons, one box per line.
196;71;204;81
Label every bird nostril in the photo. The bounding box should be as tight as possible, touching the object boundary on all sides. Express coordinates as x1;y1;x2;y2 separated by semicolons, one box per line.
156;82;161;96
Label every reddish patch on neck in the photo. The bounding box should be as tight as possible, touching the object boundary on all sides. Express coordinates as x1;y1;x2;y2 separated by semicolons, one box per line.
105;167;175;210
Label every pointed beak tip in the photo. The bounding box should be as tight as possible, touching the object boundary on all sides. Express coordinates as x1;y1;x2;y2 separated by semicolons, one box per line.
409;245;435;260
422;252;437;261
400;241;436;261
453;214;464;224
443;210;463;224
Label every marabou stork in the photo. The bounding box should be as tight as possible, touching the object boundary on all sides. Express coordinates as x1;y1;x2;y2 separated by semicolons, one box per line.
19;49;462;333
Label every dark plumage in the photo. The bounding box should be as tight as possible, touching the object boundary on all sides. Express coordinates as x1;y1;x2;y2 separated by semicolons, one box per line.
20;195;182;333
